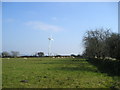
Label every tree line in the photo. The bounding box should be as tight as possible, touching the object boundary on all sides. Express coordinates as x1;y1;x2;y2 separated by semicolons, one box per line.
1;51;81;58
1;51;44;58
83;28;120;60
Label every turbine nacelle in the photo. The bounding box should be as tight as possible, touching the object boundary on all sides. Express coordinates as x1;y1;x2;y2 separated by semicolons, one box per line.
48;35;54;56
48;38;53;40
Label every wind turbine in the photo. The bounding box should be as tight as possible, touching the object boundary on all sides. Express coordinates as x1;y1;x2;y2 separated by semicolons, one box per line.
48;35;53;56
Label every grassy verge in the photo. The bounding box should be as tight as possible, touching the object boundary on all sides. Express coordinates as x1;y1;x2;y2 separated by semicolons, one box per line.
87;58;120;89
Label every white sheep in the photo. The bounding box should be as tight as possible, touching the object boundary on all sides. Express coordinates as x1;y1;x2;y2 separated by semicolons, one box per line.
23;57;27;60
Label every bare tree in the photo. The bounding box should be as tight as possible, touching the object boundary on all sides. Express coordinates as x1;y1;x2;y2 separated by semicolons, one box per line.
37;52;44;57
2;51;11;57
83;28;111;59
11;51;19;57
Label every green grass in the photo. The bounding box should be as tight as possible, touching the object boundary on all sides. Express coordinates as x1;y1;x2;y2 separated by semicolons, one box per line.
2;57;120;88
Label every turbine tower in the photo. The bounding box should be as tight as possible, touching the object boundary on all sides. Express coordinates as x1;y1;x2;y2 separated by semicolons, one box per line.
48;35;53;56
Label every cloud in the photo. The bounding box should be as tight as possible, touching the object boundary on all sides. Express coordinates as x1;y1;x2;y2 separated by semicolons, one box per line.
25;21;63;31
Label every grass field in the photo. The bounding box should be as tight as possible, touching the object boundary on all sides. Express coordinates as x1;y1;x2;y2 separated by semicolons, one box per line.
2;57;120;88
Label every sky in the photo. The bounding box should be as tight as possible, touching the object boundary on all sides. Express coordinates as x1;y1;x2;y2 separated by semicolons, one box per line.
2;2;118;56
118;1;120;34
1;0;120;2
0;2;2;54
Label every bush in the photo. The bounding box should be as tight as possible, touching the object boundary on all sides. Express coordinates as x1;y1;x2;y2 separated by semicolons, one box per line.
87;58;120;76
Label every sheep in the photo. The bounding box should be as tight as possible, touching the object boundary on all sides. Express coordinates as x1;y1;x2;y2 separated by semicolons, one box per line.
23;57;27;60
